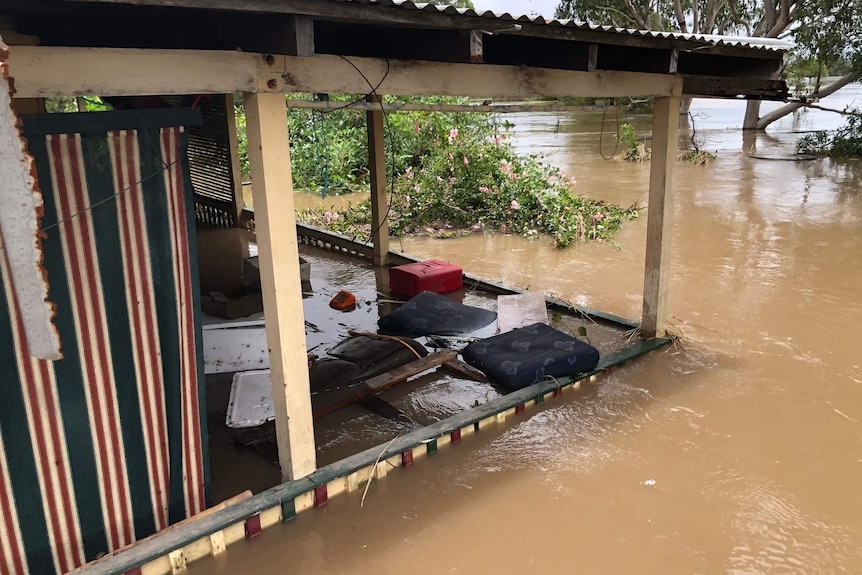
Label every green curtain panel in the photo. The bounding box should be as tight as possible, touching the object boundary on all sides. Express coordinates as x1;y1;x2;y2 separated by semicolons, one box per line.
0;109;208;575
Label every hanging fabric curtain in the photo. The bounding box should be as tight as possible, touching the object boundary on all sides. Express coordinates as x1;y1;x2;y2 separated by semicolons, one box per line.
0;108;208;575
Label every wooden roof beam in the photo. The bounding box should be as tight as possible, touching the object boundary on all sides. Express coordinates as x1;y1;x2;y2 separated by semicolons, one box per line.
682;75;787;99
7;46;685;99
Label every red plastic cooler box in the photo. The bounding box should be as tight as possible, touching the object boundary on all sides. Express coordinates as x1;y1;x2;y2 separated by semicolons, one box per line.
389;259;463;297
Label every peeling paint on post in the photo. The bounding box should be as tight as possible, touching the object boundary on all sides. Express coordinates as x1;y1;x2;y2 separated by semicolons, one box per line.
0;39;62;360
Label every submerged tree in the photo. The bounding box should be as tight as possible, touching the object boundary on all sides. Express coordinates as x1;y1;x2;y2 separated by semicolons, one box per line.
555;0;796;116
555;0;861;130
746;0;861;130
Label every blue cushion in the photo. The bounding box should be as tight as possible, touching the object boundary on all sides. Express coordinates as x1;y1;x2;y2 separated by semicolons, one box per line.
462;323;599;391
379;291;497;336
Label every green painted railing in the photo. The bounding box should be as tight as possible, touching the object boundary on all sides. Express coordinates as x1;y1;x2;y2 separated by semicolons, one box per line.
79;336;669;575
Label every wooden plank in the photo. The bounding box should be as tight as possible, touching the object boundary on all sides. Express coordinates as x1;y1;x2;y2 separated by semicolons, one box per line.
286;100;617;112
245;91;317;481
366;94;389;266
365;349;457;391
669;49;679;74
8;46;264;97
496;292;549;333
312;350;456;418
276;54;684;98
469;30;483;63
7;46;683;99
286;15;315;57
442;358;489;383
66;492;253;573
588;44;598;72
358;394;415;425
641;96;680;338
682;75;788;100
223;93;245;227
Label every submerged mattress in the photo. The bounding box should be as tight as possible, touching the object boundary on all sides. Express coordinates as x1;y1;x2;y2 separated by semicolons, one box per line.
378;291;497;336
462;322;600;392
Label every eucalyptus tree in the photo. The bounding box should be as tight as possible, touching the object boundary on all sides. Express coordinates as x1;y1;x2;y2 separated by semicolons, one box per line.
554;0;861;129
556;0;795;117
749;0;861;130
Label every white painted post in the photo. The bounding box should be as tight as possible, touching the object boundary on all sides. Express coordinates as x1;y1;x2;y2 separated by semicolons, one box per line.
366;94;389;266
244;92;316;480
641;95;680;338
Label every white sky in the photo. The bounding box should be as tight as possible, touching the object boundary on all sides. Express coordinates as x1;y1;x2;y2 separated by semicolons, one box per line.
471;0;560;18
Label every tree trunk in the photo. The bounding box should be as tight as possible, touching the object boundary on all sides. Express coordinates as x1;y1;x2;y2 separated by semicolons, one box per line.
753;72;860;130
679;96;692;116
743;100;762;129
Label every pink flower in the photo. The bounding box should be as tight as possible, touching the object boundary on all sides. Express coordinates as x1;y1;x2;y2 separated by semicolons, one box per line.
323;211;340;225
413;183;421;192
479;186;491;193
414;121;421;134
405;166;414;180
463;155;469;166
500;160;518;181
448;128;459;143
448;177;456;184
594;213;604;221
511;200;520;210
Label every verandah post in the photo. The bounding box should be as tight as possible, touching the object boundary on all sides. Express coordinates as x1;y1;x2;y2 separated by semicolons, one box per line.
366;94;390;266
641;95;680;338
244;91;316;480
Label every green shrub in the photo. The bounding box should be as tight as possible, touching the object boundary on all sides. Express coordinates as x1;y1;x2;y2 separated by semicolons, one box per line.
300;125;639;247
617;123;650;162
236;94;639;246
796;110;862;157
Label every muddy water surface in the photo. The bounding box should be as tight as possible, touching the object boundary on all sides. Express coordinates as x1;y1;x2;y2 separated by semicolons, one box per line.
194;89;862;574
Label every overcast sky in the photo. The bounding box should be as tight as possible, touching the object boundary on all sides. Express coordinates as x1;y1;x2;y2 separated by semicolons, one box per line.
471;0;560;18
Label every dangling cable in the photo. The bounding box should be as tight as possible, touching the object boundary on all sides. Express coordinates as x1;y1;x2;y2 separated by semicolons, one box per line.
598;100;622;160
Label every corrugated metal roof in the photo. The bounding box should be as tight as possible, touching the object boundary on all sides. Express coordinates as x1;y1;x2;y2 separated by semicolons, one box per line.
339;0;795;52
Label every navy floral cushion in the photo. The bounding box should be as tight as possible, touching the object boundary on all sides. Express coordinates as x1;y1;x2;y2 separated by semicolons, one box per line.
378;291;497;336
462;322;599;391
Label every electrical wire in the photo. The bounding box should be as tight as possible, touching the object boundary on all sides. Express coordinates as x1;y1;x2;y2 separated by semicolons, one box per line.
43;117;179;233
330;55;398;248
310;108;331;198
598;100;622;160
43;58;394;238
42;158;181;233
313;58;392;116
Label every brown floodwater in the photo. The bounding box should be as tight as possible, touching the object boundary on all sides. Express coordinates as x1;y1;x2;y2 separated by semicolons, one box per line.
193;89;862;574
